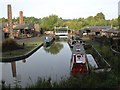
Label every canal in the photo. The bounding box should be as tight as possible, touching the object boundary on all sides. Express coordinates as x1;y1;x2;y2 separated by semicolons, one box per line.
1;41;72;88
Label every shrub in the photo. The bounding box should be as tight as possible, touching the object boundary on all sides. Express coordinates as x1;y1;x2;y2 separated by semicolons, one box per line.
2;38;23;52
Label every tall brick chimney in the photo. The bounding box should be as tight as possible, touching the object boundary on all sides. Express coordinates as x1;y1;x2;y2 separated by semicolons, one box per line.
8;4;14;39
19;11;23;24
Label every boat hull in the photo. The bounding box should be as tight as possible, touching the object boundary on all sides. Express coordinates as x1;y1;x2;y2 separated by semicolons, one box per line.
70;42;89;76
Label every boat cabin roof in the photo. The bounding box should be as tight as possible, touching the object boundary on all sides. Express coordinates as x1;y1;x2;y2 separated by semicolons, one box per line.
73;43;85;54
73;53;86;63
76;54;86;63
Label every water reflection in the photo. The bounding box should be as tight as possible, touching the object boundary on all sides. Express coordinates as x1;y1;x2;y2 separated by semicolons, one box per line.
43;42;64;55
11;62;16;77
2;42;72;88
11;61;23;88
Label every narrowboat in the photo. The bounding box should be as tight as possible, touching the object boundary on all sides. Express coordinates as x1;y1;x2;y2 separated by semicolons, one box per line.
70;42;89;76
43;36;52;47
68;39;77;48
68;38;85;48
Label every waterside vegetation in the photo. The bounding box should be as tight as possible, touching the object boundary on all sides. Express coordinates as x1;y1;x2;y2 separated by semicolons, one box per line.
2;38;42;57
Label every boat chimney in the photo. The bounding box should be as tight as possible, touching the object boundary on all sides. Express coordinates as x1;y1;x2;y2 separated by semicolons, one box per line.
73;54;76;63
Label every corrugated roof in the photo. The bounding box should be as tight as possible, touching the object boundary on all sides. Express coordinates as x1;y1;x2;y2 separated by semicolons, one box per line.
101;28;120;34
89;26;111;29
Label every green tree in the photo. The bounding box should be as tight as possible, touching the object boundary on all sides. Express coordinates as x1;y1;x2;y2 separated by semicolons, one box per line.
110;18;118;27
40;15;62;31
94;12;105;20
0;17;8;23
118;15;120;29
23;16;39;24
1;12;118;31
44;42;63;55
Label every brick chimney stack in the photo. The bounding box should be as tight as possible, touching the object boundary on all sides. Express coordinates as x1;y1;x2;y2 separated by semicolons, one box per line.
8;4;14;39
19;11;23;24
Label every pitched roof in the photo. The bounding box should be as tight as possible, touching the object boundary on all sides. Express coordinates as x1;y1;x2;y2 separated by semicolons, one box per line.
100;28;120;34
89;26;111;29
13;24;34;30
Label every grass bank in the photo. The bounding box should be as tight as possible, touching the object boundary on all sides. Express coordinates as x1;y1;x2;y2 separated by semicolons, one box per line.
2;40;42;57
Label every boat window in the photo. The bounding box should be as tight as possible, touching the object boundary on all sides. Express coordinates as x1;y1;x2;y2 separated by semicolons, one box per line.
76;49;80;52
72;40;76;44
77;55;81;59
45;37;48;39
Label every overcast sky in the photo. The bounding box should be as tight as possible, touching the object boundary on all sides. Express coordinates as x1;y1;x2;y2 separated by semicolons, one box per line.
1;0;120;20
119;1;120;15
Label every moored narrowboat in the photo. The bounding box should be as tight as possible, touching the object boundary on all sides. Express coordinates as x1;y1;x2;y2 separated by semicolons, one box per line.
70;42;89;76
43;36;52;47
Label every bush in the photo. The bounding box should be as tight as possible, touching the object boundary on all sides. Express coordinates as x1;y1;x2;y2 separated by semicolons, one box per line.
2;38;23;52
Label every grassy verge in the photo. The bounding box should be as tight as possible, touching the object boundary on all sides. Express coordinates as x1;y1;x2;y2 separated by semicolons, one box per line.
2;72;119;89
2;41;42;57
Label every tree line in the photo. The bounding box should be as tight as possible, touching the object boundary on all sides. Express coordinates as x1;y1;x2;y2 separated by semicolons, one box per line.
0;12;119;31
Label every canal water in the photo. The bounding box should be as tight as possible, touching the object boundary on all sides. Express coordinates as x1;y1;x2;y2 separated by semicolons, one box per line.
1;41;72;88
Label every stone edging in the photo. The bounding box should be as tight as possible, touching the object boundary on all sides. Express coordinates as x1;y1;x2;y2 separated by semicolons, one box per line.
110;45;120;55
0;43;43;62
